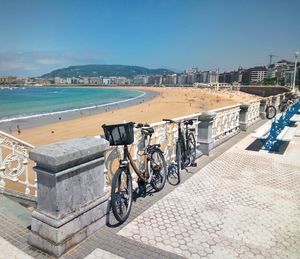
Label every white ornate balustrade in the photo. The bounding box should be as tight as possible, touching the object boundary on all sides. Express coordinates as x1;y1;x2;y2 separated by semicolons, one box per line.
0;130;36;197
103;105;243;189
246;100;261;125
211;105;241;141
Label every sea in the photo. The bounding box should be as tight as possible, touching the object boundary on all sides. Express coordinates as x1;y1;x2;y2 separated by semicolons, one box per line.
0;87;145;123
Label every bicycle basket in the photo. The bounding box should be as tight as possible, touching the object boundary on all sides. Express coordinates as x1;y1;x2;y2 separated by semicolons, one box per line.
102;122;135;146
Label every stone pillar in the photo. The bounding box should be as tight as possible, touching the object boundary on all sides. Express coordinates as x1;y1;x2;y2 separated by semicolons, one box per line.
259;99;267;119
239;103;250;131
197;112;216;155
28;137;110;257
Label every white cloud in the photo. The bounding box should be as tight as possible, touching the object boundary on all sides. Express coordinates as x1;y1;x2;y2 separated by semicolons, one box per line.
0;50;106;76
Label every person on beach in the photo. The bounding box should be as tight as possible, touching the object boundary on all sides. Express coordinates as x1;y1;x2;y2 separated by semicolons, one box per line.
17;125;21;135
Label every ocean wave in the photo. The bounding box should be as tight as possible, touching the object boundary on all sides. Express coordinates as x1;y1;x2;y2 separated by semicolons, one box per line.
0;90;146;123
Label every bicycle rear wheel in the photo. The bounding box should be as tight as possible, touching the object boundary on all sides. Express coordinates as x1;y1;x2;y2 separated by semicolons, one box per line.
166;142;181;185
187;133;196;165
111;168;133;223
167;163;180;186
279;102;287;113
150;149;167;191
266;105;276;119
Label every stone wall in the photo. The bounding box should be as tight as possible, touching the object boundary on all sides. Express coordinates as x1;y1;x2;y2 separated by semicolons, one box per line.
240;86;290;97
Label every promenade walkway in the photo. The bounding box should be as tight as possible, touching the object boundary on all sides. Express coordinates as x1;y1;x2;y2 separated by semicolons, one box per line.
0;119;299;259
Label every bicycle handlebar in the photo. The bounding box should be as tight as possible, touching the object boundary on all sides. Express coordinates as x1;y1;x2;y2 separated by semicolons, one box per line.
163;118;196;125
135;123;150;128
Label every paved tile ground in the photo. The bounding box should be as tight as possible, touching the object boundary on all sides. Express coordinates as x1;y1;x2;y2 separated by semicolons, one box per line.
84;248;124;259
0;209;51;259
1;119;300;258
0;236;33;259
118;122;300;258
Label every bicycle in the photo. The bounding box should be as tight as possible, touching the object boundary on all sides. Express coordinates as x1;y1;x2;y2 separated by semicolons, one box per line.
278;95;298;113
162;118;197;185
265;100;276;120
102;122;167;223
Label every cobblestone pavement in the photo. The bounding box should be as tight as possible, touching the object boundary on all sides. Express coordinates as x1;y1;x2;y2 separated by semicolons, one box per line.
118;123;300;258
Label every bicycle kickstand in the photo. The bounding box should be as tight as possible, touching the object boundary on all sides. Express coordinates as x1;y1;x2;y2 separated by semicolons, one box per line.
190;162;197;167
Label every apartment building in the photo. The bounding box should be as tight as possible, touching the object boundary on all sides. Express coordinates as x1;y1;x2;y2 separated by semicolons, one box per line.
242;66;267;84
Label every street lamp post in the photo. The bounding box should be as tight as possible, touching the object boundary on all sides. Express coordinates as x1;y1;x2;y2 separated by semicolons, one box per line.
292;51;299;92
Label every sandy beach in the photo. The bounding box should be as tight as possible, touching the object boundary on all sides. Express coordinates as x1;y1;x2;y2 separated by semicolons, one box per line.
10;87;258;146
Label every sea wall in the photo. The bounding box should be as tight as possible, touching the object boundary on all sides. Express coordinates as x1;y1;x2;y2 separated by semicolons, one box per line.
240;85;290;97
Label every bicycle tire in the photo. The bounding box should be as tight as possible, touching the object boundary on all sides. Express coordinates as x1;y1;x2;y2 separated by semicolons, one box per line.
167;163;180;186
175;141;182;184
187;133;196;165
266;105;277;120
278;102;287;113
111;168;133;223
150;149;167;191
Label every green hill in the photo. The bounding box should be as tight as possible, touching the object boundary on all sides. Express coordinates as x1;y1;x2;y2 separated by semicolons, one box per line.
41;65;174;78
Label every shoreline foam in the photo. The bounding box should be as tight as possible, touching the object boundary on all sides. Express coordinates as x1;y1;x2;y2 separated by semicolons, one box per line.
0;87;158;133
0;90;146;123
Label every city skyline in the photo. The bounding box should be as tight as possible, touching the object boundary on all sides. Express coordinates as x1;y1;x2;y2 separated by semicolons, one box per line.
0;0;299;76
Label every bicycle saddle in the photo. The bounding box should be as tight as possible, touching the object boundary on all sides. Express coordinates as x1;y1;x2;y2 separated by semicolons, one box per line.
183;119;195;125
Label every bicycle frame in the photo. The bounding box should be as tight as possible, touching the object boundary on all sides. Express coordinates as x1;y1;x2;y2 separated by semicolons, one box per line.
120;131;153;183
177;122;193;164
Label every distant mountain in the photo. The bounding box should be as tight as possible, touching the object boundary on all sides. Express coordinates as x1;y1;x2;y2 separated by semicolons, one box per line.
41;65;175;78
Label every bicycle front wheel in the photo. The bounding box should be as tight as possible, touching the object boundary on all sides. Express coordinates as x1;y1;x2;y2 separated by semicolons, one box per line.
187;133;196;165
150;149;167;191
175;141;182;184
111;168;133;223
266;105;276;119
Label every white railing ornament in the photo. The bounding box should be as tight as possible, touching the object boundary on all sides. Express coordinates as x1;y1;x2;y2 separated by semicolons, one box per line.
0;130;36;197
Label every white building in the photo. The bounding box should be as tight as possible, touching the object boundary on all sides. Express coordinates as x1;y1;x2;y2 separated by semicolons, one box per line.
103;78;111;85
250;70;267;83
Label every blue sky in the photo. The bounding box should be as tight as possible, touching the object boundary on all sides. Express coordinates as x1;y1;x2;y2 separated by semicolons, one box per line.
0;0;299;76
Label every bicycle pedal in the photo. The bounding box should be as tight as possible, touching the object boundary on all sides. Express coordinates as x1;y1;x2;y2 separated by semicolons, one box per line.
190;162;197;167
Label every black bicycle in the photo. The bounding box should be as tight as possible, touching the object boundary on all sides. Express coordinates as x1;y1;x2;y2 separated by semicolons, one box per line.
163;118;197;185
265;101;277;120
278;96;299;113
102;122;167;223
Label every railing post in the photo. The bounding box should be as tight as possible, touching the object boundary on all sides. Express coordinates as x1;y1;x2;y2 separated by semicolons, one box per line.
271;96;278;108
279;94;285;103
28;137;109;257
197;112;216;155
259;99;267;119
239;103;250;131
